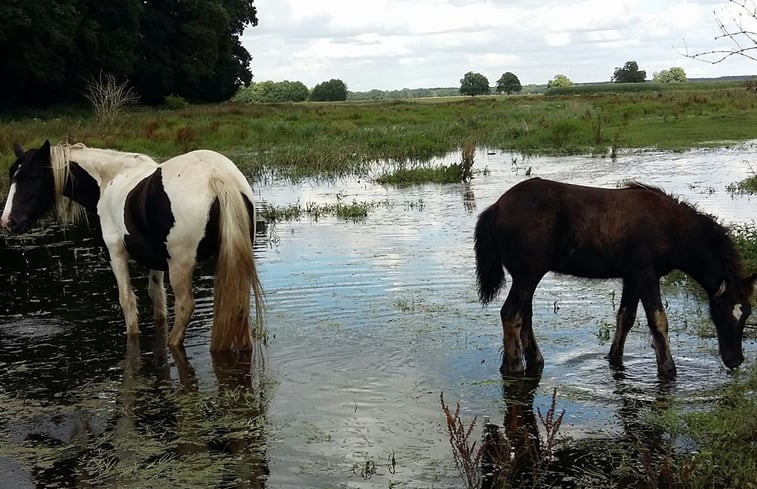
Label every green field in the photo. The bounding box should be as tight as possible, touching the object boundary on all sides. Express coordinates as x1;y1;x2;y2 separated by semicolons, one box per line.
2;84;756;192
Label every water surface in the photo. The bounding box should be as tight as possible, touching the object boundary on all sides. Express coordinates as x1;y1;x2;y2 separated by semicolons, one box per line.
1;143;755;488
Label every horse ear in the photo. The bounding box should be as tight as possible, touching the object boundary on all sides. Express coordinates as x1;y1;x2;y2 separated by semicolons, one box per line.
715;280;726;298
13;143;24;158
32;140;51;165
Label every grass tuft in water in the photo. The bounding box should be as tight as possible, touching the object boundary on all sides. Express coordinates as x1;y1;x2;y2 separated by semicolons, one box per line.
260;200;380;222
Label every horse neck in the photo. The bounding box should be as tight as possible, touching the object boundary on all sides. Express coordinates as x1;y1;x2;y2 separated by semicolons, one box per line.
67;147;157;187
678;218;743;299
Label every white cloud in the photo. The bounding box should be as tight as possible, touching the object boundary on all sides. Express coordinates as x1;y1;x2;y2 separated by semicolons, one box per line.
244;0;757;90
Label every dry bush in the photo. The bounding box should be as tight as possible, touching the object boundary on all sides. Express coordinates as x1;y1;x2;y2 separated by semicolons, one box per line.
83;72;139;125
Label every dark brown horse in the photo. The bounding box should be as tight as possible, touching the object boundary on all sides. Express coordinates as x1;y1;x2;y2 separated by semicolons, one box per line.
475;178;755;378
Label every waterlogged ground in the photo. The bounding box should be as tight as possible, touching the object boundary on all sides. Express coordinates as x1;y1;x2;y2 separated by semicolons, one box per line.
0;143;755;488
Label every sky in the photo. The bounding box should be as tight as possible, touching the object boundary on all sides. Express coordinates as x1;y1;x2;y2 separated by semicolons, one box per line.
240;0;756;92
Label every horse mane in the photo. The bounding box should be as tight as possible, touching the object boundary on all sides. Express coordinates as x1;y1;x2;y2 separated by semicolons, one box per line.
623;180;665;194
49;143;158;226
624;180;750;300
50;143;88;226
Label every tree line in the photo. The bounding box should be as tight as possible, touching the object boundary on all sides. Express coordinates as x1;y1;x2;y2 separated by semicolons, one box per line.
1;0;258;107
456;61;688;96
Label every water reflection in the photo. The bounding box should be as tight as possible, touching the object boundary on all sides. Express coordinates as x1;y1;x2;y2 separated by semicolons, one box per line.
483;371;680;488
1;321;270;488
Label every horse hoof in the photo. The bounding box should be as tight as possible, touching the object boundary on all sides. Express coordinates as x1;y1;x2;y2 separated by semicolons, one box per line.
500;362;525;376
657;363;677;380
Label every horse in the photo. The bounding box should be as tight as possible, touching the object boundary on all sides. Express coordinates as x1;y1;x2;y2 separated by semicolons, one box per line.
2;140;264;352
475;177;755;378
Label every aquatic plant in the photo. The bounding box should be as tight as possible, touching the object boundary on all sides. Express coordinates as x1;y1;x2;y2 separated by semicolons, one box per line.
441;389;566;489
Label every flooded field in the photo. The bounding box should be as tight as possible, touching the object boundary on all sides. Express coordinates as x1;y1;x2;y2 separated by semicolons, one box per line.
0;143;755;488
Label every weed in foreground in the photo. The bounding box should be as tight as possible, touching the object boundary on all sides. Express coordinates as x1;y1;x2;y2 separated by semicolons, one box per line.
441;388;566;489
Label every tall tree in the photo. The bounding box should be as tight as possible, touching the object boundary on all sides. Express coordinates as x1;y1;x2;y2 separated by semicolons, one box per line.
134;0;257;103
0;0;258;107
0;0;80;106
459;72;490;96
495;72;522;95
612;61;647;83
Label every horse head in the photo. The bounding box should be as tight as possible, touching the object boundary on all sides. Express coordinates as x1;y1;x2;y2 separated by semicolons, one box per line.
2;140;54;234
710;275;755;369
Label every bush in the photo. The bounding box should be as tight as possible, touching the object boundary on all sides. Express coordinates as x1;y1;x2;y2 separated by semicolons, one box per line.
164;94;189;109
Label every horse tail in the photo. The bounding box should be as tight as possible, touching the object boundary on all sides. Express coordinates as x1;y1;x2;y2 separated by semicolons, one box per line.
475;203;505;304
208;174;264;352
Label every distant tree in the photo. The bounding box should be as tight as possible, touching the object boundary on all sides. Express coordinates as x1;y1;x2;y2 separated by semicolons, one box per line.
459;72;490;96
653;67;688;83
612;61;647;83
547;74;573;88
310;78;348;101
495;72;522;95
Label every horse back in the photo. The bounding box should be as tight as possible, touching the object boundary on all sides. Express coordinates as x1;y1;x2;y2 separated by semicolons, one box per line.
492;178;693;278
120;151;255;271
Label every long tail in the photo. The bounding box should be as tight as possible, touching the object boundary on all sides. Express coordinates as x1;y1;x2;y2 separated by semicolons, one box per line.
474;203;506;304
208;175;264;352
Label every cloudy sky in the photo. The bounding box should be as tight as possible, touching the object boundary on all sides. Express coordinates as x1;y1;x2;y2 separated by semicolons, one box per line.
241;0;756;91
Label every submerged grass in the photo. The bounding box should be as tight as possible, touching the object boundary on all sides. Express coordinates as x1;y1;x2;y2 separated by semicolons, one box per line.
2;86;757;192
260;199;380;222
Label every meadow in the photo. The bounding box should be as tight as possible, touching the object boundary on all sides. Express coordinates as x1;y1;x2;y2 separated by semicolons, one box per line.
2;84;757;192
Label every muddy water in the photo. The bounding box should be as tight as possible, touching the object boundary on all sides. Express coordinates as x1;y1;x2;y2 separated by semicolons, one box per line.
0;143;755;488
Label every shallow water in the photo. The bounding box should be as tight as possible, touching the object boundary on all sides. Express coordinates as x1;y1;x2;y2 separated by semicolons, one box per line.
0;143;755;488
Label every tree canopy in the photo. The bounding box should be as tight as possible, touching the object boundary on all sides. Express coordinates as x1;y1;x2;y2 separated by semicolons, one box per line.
0;0;258;107
547;74;573;88
495;72;522;95
310;79;348;101
612;61;647;83
233;80;309;103
653;67;688;83
459;72;490;96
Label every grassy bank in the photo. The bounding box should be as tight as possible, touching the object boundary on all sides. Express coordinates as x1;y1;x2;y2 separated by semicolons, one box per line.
1;86;756;191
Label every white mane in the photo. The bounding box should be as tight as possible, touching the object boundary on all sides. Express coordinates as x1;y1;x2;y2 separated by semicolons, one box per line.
49;143;158;225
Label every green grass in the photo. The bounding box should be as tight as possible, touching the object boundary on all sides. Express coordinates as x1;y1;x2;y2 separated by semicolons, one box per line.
3;85;757;193
376;164;464;185
653;363;757;489
260;200;377;222
730;223;757;273
729;174;757;194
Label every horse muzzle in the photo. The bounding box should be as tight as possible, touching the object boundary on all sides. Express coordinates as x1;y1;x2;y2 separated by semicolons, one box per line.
722;350;744;370
1;217;25;234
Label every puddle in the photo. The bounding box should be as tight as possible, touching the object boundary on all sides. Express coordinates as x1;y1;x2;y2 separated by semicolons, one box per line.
1;143;755;487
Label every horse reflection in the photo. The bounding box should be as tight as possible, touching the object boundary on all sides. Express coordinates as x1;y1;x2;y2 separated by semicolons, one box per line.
115;328;270;487
483;373;678;488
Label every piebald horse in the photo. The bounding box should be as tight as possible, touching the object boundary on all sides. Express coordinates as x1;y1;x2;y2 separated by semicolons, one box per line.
475;178;754;378
2;140;264;351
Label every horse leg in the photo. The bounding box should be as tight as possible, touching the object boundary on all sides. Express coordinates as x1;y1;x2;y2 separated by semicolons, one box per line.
638;277;676;378
520;294;544;374
500;278;538;375
148;270;168;327
109;246;139;335
167;262;196;348
607;282;640;365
